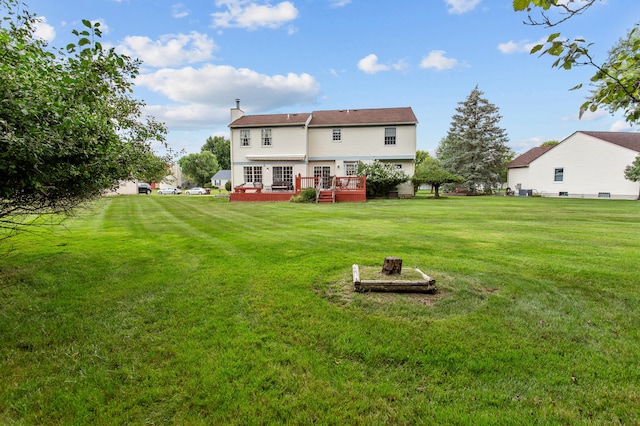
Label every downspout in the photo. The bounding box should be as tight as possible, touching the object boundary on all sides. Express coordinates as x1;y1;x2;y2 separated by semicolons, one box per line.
305;113;312;179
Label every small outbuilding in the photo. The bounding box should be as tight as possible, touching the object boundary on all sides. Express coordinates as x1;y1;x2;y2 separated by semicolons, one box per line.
507;131;640;200
211;170;231;188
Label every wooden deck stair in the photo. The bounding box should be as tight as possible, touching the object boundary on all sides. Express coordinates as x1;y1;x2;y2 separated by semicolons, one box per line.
317;190;335;204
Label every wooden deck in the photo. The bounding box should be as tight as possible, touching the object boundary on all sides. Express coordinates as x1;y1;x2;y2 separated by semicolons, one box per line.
230;175;366;203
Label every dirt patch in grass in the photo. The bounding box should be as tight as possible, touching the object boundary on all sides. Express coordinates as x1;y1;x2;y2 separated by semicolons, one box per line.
318;266;443;308
357;265;428;281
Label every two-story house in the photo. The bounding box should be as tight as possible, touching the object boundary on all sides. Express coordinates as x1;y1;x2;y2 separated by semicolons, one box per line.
229;100;418;201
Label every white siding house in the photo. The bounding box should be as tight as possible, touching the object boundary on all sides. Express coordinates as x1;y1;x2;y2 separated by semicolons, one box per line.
229;101;418;196
211;170;231;188
507;131;640;200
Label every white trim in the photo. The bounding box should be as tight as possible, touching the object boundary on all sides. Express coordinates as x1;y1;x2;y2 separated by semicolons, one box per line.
245;154;306;161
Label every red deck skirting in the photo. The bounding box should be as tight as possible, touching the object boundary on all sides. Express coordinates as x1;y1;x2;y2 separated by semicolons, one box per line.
230;192;295;202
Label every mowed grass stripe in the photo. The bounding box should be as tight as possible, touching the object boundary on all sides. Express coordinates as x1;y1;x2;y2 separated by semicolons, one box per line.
1;196;639;424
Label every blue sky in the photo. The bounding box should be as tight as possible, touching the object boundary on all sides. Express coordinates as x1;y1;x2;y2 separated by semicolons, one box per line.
24;0;640;156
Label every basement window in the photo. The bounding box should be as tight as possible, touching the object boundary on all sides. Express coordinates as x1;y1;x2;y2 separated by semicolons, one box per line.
598;192;611;198
559;192;568;197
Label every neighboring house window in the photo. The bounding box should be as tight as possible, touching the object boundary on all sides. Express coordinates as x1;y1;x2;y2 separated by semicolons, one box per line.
396;164;402;169
273;166;293;184
240;129;251;147
333;129;341;142
262;129;272;146
344;161;358;176
244;166;262;183
554;167;564;182
385;127;396;145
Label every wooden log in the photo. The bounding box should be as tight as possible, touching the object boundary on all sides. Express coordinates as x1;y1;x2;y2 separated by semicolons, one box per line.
352;264;360;287
356;280;436;293
415;268;435;283
381;256;402;275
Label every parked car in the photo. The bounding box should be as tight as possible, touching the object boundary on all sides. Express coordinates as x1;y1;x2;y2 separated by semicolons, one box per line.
157;187;182;195
185;187;207;195
137;183;152;194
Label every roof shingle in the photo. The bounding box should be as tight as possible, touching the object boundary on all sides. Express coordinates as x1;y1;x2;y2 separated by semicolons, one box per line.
309;107;417;126
507;145;555;168
229;107;417;128
230;113;311;127
580;131;640;152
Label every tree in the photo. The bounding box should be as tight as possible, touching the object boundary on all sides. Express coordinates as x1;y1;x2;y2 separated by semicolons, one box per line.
541;140;559;147
178;152;220;187
137;153;171;185
437;86;513;194
514;1;640;124
357;161;408;198
411;157;464;198
415;150;430;167
201;136;231;170
625;155;640;182
0;0;167;238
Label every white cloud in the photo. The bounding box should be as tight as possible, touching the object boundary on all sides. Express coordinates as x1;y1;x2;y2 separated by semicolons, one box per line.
445;0;481;14
330;0;351;7
212;0;298;30
91;19;110;35
392;58;409;72
356;54;406;74
511;136;545;153
137;64;320;129
420;50;458;71
358;54;390;74
610;120;635;132
117;32;216;67
561;108;608;122
497;38;546;54
172;3;191;19
33;17;56;42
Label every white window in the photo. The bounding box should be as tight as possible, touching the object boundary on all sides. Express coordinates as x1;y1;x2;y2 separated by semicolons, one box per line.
333;129;341;142
240;129;250;147
384;127;396;145
273;166;293;184
243;166;262;183
261;129;272;146
554;167;564;182
344;161;358;176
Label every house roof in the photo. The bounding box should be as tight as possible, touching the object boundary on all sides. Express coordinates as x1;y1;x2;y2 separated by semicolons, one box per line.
506;145;555;168
229;107;417;128
211;169;231;180
579;131;640;152
230;113;311;128
507;131;640;169
308;107;418;127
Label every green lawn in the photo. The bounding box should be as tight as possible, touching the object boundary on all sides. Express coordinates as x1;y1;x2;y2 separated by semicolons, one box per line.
1;195;639;424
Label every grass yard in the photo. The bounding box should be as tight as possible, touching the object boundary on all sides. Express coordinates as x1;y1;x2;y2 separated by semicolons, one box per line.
1;195;639;424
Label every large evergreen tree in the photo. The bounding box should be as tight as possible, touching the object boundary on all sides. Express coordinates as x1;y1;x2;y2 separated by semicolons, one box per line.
437;86;512;194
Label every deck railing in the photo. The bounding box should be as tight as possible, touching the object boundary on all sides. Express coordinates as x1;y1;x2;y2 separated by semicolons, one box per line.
295;175;366;192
